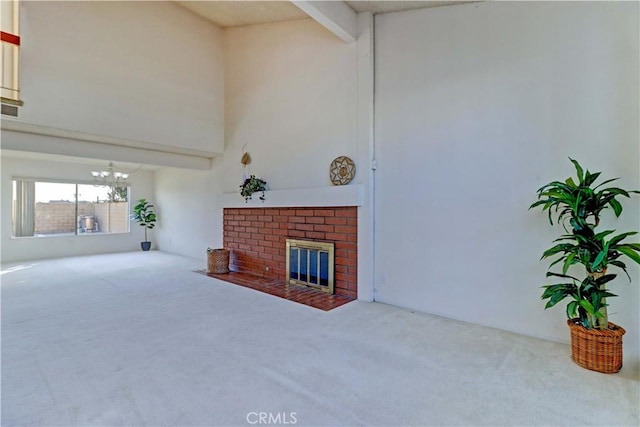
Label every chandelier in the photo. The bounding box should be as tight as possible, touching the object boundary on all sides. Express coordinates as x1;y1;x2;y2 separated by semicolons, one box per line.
91;162;129;187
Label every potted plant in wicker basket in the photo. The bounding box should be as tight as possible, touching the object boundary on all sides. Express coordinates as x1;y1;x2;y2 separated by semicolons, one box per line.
530;159;640;373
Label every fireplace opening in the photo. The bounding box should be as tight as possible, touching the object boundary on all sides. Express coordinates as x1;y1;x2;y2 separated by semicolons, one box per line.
286;239;334;294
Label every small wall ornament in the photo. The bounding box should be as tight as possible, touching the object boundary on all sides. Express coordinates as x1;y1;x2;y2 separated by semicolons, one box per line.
329;156;356;185
241;145;252;180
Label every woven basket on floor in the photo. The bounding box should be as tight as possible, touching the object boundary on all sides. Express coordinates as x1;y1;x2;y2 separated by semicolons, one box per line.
207;248;230;274
567;318;625;373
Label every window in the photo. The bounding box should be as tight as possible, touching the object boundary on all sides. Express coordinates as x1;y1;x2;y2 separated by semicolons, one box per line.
12;180;130;238
1;0;22;112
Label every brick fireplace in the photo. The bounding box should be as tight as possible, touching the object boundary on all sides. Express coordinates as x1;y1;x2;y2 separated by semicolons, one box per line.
223;207;357;299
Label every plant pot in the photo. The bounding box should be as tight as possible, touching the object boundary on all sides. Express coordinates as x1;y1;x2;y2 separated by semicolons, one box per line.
141;241;151;251
567;318;625;373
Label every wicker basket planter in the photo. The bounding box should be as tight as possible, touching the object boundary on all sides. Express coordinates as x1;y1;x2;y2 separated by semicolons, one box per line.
567;319;625;374
207;248;230;274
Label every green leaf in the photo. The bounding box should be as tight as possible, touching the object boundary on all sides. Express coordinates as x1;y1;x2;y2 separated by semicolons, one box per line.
566;301;579;319
601;187;630;197
579;300;596;316
584;171;601;187
593;177;620;190
609;198;623;217
617;246;640;265
593;274;617;286
529;200;549;210
562;253;575;274
609;260;630;281
619;243;640;251
591;249;607;270
593;230;615;241
569;158;584;185
541;243;576;259
608;232;637;246
546;271;581;281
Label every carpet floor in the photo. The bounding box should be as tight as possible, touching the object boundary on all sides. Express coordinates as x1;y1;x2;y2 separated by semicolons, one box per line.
2;252;638;426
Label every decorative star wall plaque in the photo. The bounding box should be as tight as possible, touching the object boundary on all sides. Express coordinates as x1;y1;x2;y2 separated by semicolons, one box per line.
329;156;356;185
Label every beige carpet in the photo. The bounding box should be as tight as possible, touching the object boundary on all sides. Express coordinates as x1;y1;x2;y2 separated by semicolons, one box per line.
2;252;638;426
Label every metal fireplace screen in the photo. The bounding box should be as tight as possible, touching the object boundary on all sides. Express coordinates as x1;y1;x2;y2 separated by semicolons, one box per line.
285;239;334;294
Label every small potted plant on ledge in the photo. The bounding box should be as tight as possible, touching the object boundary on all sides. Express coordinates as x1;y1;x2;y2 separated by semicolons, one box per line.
240;175;267;202
530;159;640;373
131;198;157;251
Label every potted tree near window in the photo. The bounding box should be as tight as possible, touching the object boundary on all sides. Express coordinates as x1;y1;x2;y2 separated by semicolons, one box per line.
530;159;640;373
131;198;157;251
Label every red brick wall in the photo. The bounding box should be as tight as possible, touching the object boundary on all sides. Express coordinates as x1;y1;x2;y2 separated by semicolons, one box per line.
223;207;357;299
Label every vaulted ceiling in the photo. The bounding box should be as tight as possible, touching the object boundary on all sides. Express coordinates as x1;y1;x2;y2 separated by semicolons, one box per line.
177;1;307;27
176;1;472;28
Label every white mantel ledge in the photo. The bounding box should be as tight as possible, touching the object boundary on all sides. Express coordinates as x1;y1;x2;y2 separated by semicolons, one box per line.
220;185;364;209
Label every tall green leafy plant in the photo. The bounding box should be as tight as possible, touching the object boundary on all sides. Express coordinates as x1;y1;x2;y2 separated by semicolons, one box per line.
530;159;640;330
131;198;157;242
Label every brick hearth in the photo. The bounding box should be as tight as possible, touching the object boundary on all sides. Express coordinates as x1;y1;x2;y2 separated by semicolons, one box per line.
223;207;357;299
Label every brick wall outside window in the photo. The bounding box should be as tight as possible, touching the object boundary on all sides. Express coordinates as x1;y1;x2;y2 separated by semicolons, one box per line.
223;207;357;299
34;201;129;234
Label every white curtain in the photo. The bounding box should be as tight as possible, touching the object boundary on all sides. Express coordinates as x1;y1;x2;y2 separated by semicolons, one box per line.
13;180;35;237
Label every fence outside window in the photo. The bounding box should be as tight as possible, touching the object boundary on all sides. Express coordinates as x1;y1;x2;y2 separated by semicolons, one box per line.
12;180;130;238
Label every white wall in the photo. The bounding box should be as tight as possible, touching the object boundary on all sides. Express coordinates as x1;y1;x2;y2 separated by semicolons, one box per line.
1;0;226;263
0;154;155;263
153;164;223;262
222;18;358;191
222;17;376;301
374;2;640;369
12;0;224;157
154;17;370;279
